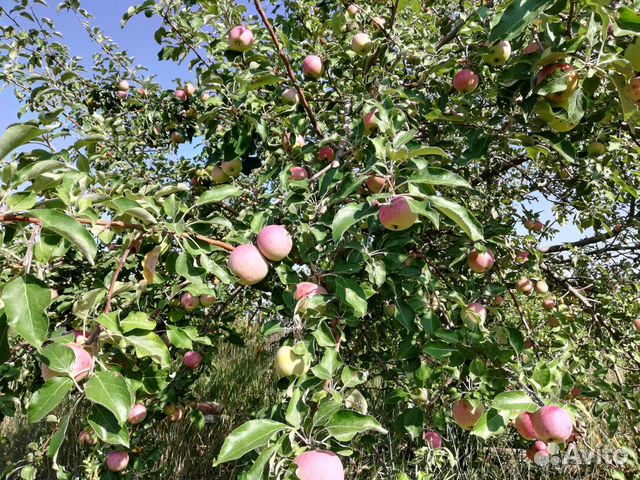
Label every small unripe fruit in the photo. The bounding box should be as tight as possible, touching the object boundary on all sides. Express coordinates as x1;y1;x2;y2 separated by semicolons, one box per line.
274;345;309;377
452;399;484;430
127;404;147;425
41;343;93;382
547;316;560;327
467;249;495;273
515;412;538;440
78;430;97;446
184;83;196;97
351;33;372;56
118;80;130;92
228;26;254;52
290;166;309;180
302;55;323;79
462;302;487;328
347;4;359;16
532;406;573;442
181;292;200;311
542;298;556;311
516;278;534;294
482;40;511;66
524;219;536;230
171;131;185;144
587;141;605;156
367;175;386;193
183;351;203;369
221;159;242;177
200;294;216;307
384;303;396;317
227;244;270;285
532;220;544;232
535;280;549;294
319;146;335;162
257;225;293;261
453;69;479;94
184;107;198;119
423;431;443;448
106;451;129;472
210;166;229;184
523;42;542;55
362;110;378;134
175;89;188;101
293;450;345;480
379;196;418;231
535;63;579;102
281;87;299;105
494;295;505;306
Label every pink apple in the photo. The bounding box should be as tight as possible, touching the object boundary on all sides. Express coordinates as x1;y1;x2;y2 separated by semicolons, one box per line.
117;80;130;92
78;430;97;446
452;399;484;430
227;244;270;285
352;33;372;56
183;351;203;369
319;146;335;162
294;282;328;313
542;298;556;311
363;110;378;134
626;76;640;102
128;404;147;425
41;343;93;382
347;4;359;15
116;90;127;99
515;412;538;440
292;450;344;480
515;251;529;264
228;26;254;52
526;440;549;461
106;451;129;472
181;292;200;311
462;302;487;327
257;225;293;261
493;295;505;306
302;55;324;79
467;249;495;273
290;166;309;180
184;83;196;97
379;196;418;231
372;16;386;29
516;278;534;294
175;89;188;101
423;431;443;448
367;175;386;193
453;69;479;94
201;92;211;102
282;87;299;105
523;42;542;55
532;406;573;442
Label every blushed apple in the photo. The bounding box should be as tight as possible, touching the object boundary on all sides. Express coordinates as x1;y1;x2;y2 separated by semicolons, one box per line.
302;55;323;79
227;244;270;285
453;69;479;94
228;26;254;52
256;225;293;261
379;196;418;231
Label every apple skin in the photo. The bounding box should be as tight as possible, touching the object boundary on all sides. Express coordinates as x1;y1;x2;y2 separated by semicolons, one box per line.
227;244;270;285
423;431;443;449
532;220;544;232
78;430;97;446
372;16;386;29
532;406;573;443
493;295;505;306
523;42;542;55
118;80;130;92
302;55;324;79
379;196;418;231
467;249;495;273
453;69;479;94
164;405;184;422
256;225;293;261
228;25;254;52
462;302;487;328
210;166;229;184
542;298;556;311
515;251;529;264
106;451;129;472
221;159;242;177
367;175;386;193
452;399;484;430
352;33;372;56
319;146;335;162
294;282;328;313
184;83;196;97
175;89;188;101
482;40;511;66
516;278;534;294
535;280;549;294
292;450;345;480
587;141;605;156
347;4;359;15
274;345;309;377
181;292;200;311
526;441;549;462
171;131;185;144
524;219;536;230
282;87;299;105
626;76;640;103
362;110;378;135
515;412;539;440
128;404;147;425
634;318;640;332
201;92;211;102
200;294;216;307
183;351;203;369
41;343;93;382
290;166;309;180
116;90;127;99
534;63;579;102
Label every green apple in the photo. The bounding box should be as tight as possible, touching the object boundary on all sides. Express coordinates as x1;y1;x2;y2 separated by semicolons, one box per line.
482;41;511;66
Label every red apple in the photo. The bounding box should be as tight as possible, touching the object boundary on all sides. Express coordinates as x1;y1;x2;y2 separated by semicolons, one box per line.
227;244;270;285
290;166;309;180
293;450;344;480
106;451;129;472
378;196;418;231
319;146;335;162
452;399;484;430
532;406;573;442
257;225;293;261
453;69;479;94
127;404;147;425
467;249;495;273
302;55;323;79
534;63;579;102
228;26;254;52
423;430;443;448
367;175;386;193
515;412;538;440
183;351;202;369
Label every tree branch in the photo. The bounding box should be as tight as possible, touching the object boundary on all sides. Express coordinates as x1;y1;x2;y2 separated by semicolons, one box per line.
105;234;141;314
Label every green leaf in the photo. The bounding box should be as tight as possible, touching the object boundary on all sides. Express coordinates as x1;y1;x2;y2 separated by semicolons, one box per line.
325;410;387;441
285;388;309;427
407;146;447;158
166;326;195;349
245;436;283;480
410;167;471;188
47;413;70;464
6;191;37;212
84;371;134;426
124;331;171;368
27;377;74;423
402;408;424;440
489;0;555;41
331;203;376;243
334;276;368;317
312;399;342;428
311;348;342;380
213;419;289;466
491;391;538;412
0;124;44;161
120;311;156;333
618;7;640;33
40;343;76;375
425;196;483;241
471;409;508;439
26;210;97;264
196;185;242;206
1;275;51;348
88;405;130;447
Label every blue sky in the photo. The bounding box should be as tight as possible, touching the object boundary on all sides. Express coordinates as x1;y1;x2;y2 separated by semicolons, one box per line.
0;0;583;248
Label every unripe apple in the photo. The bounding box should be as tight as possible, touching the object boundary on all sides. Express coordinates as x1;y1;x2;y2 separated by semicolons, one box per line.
372;16;386;29
482;40;511;66
462;302;487;328
164;405;184;422
379;196;418;231
227;244;270;285
184;107;198;119
228;25;254;52
467;249;495;273
634;318;640;332
118;80;130;92
526;440;549;462
293;450;344;480
116;90;128;99
290;166;309;180
210;165;229;184
257;225;293;261
201;92;210;102
532;406;573;442
384;303;396;317
547;316;560;327
534;63;579;102
515;251;529;264
532;220;544;232
127;404;147;425
351;33;372;56
183;351;202;369
294;282;328;313
367;175;386;193
180;292;200;311
171;131;185;144
78;430;97;446
302;55;323;79
347;4;359;16
319;146;335;162
41;343;93;382
542;298;556;311
523;42;542;55
587;141;605;156
281;87;299;105
453;69;479;94
362;110;378;134
516;278;534;294
493;295;505;306
524;219;535;230
515;412;539;440
175;89;188;101
221;159;242;177
184;83;196;97
452;399;484;430
535;280;549;294
274;345;310;377
423;431;443;448
625;76;640;103
200;294;216;307
106;451;129;472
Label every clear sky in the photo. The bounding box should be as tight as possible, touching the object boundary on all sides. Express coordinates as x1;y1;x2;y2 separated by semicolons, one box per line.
0;0;585;248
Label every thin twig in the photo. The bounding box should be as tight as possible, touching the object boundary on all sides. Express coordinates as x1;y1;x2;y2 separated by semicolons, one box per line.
22;224;41;274
105;234;141;314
